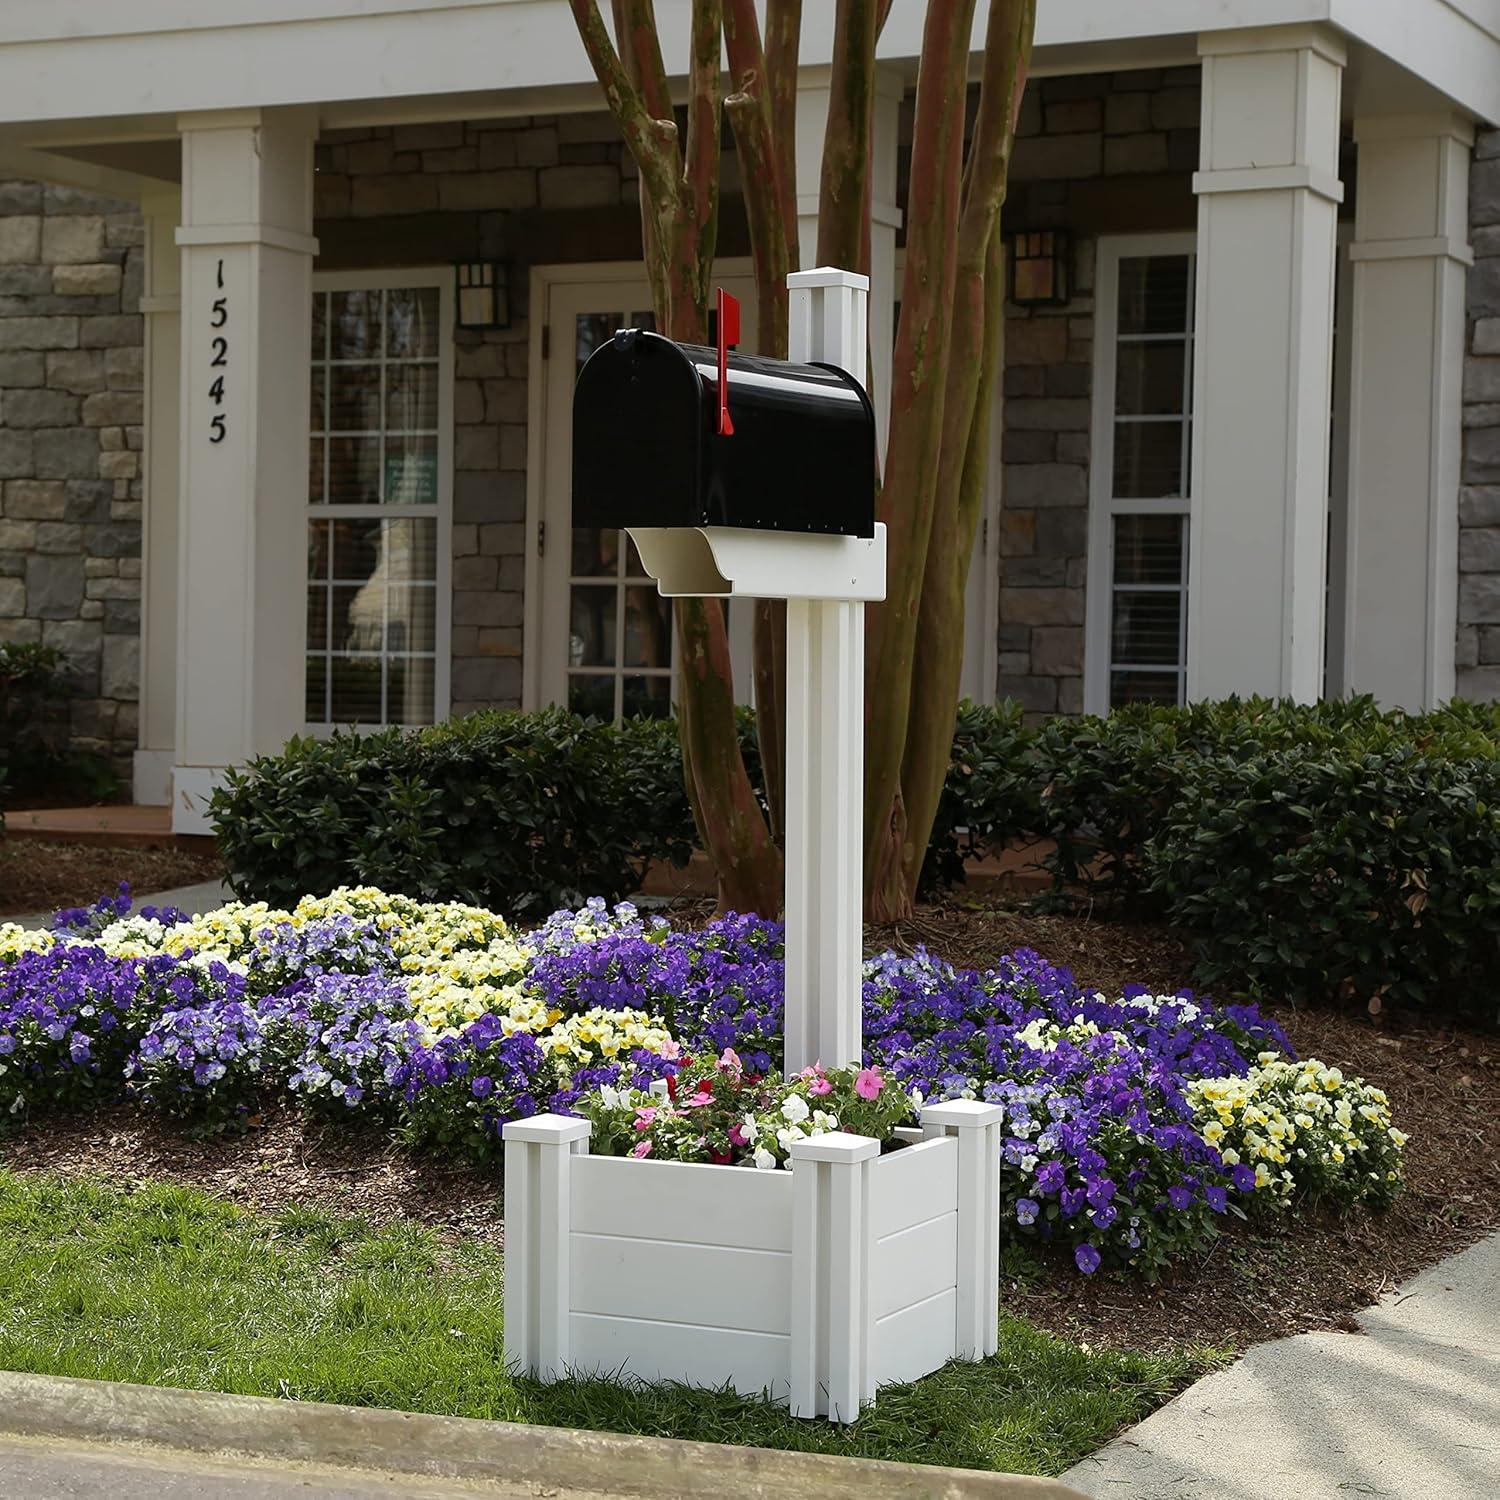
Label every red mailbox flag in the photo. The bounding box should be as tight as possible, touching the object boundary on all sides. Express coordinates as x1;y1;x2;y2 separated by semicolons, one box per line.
716;288;740;436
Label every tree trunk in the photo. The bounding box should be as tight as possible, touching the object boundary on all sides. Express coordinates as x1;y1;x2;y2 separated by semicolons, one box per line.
725;0;801;843
570;0;783;915
897;0;1035;902
862;0;978;921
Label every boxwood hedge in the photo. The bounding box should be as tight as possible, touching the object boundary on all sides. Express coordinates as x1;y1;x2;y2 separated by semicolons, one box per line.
212;696;1500;1019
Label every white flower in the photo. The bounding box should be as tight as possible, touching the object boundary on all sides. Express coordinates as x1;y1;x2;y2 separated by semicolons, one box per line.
776;1125;807;1151
740;1113;760;1143
781;1093;810;1125
811;1110;840;1133
753;1145;777;1171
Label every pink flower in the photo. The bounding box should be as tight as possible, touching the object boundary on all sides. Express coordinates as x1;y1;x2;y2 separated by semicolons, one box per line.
809;1077;833;1096
630;1139;653;1158
660;1039;682;1060
854;1067;884;1101
718;1048;742;1073
728;1124;749;1146
632;1107;657;1131
681;1092;711;1109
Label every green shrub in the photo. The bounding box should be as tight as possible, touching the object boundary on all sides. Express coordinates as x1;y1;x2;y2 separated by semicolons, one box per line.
1146;742;1500;1021
211;708;695;916
0;642;119;804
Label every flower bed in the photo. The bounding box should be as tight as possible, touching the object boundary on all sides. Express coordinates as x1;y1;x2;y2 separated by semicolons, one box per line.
0;887;1407;1283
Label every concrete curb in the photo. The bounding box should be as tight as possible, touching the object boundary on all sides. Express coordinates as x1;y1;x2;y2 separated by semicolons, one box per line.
0;1370;1087;1499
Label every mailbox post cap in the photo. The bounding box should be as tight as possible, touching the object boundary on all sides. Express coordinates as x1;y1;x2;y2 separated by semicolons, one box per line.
788;266;870;293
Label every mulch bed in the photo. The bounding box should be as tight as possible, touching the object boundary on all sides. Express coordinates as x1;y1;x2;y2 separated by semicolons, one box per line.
0;841;225;921
0;894;1495;1361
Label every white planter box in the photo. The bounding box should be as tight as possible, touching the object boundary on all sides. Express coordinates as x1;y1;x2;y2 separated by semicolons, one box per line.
503;1100;1004;1422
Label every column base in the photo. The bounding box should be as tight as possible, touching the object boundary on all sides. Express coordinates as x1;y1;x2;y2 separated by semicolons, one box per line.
171;765;228;835
132;749;174;807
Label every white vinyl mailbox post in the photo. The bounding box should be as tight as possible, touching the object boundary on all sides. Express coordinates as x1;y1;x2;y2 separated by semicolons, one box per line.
503;269;1004;1421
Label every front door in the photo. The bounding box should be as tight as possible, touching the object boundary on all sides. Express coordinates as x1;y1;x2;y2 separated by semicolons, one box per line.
537;268;756;719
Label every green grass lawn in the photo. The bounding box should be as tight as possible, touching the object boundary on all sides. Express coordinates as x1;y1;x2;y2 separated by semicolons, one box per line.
0;1170;1215;1476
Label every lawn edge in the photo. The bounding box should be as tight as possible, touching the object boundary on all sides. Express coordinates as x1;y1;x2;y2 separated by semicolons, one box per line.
0;1368;1087;1500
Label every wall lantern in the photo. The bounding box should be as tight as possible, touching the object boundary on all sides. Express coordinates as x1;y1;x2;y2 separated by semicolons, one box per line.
1007;229;1071;308
455;262;510;329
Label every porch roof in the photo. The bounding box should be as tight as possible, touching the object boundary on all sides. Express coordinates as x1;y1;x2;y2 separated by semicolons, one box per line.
0;0;1493;202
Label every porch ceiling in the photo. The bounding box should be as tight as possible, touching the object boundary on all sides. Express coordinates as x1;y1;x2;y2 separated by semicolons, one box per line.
0;0;1492;202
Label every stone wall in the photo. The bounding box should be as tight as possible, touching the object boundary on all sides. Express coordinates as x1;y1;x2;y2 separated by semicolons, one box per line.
0;182;143;782
313;113;639;713
994;68;1199;718
1458;128;1500;698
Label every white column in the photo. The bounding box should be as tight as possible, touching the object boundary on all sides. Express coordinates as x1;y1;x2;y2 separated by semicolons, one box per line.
921;1100;1005;1360
1343;114;1474;709
795;67;901;463
501;1114;590;1381
134;189;181;807
1187;27;1345;703
171;108;317;833
784;269;868;1076
789;1131;878;1423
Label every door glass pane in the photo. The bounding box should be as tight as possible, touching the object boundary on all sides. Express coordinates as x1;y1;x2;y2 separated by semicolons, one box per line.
386;287;439;358
624;585;672;669
622;675;672;719
329;364;381;431
576;312;620;375
385;435;439;505
386;363;439;430
570;585;617;666
572;527;618;577
568;674;615;720
331;290;381;359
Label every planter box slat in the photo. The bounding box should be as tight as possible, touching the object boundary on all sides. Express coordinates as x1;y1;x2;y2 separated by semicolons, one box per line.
571;1156;793;1253
869;1137;957;1238
571;1234;793;1335
872;1287;960;1389
570;1312;792;1398
870;1211;959;1320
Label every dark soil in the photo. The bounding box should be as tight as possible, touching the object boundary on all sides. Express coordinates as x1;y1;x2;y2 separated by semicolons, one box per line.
0;841;225;921
1;894;1495;1361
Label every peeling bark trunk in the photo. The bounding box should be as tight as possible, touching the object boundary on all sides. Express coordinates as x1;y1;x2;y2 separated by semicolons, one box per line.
896;0;1035;905
862;0;977;920
570;0;782;914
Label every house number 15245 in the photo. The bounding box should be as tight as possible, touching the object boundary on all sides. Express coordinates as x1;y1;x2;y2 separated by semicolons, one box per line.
208;258;229;443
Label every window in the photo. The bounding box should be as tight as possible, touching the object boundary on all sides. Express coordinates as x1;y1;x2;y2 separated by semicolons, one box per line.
1087;237;1196;712
531;266;758;721
565;306;675;721
306;272;452;729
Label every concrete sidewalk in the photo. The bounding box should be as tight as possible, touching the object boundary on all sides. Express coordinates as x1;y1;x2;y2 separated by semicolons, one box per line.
1063;1232;1500;1500
7;876;234;932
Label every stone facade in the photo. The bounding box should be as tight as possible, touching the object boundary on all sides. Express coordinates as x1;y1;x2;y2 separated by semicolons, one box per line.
1458;127;1500;697
0;182;143;781
994;68;1199;717
313;113;639;714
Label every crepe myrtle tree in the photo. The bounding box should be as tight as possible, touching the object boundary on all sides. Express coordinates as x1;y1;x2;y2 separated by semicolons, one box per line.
568;0;1036;921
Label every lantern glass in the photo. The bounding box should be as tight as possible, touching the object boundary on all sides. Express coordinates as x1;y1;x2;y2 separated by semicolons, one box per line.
1008;230;1070;308
456;262;510;329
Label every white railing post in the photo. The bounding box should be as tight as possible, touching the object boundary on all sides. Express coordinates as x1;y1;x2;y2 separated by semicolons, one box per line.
921;1100;1005;1359
501;1114;591;1380
788;1131;879;1422
784;267;870;1075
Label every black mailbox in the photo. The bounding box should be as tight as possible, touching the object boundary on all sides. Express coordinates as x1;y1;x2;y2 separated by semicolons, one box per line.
572;328;875;538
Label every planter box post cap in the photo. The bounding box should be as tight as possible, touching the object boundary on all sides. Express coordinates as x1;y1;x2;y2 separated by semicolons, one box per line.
501;1113;593;1144
788;1130;882;1164
787;266;870;292
920;1099;1006;1130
